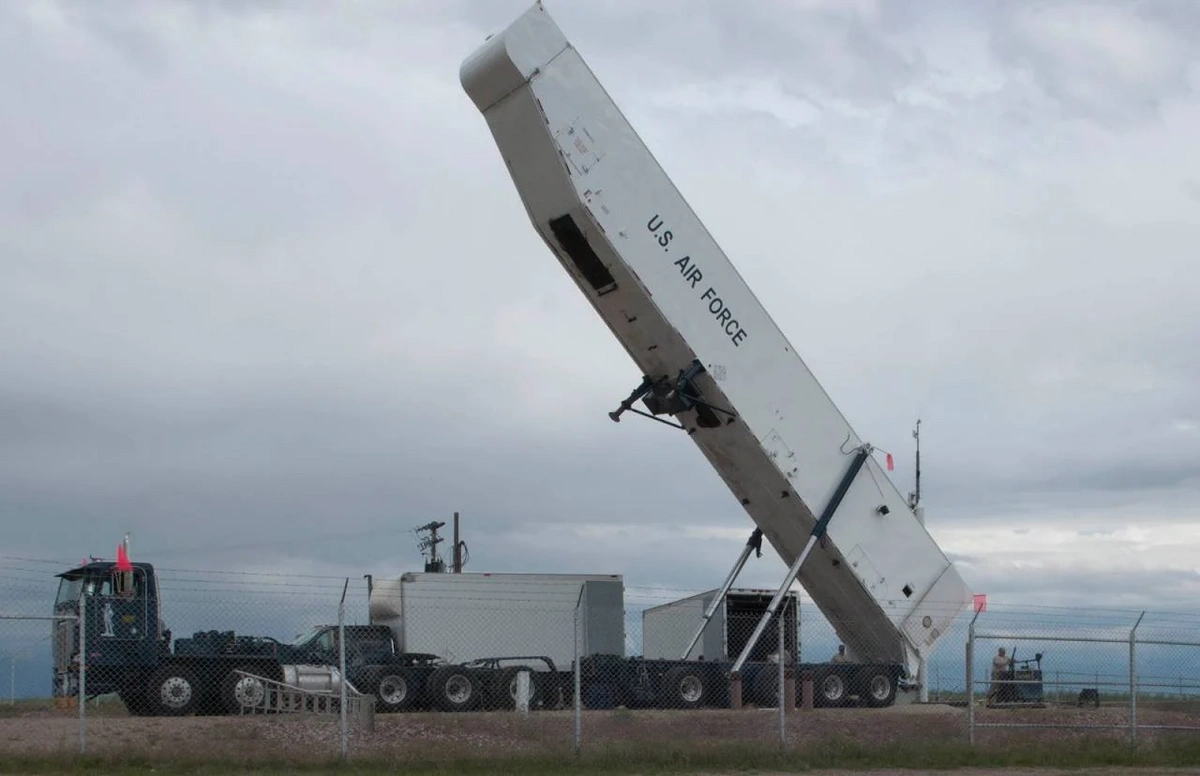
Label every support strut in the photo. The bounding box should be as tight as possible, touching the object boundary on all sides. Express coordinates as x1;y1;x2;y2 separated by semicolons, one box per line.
730;446;871;674
607;360;736;430
680;528;763;660
608;375;656;423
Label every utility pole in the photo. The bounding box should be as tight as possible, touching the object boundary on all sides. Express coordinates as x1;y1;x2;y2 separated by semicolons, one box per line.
416;521;446;573
416;514;469;574
453;512;462;573
908;418;922;516
909;418;928;704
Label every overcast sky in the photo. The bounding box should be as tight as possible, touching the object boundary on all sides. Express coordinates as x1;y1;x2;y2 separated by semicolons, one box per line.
3;0;1199;643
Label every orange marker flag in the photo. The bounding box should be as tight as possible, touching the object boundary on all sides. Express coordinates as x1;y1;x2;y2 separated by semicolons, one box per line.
116;543;133;572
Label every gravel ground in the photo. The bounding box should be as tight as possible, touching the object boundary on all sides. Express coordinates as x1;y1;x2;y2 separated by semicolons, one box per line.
1;700;1198;767
722;771;1200;776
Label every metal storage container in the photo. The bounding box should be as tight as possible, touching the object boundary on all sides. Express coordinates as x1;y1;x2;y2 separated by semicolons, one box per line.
368;571;625;668
642;588;799;663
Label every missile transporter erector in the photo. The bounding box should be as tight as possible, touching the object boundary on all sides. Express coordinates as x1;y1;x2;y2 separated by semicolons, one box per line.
459;1;975;703
42;2;975;716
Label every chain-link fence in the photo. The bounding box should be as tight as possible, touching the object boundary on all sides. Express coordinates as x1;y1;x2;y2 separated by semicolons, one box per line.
1;611;84;754
965;604;1200;745
3;554;1200;766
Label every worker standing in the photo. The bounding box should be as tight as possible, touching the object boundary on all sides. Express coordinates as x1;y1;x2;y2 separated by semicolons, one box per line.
989;647;1011;702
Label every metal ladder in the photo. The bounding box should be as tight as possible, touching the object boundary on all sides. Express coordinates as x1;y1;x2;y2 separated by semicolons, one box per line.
233;669;374;728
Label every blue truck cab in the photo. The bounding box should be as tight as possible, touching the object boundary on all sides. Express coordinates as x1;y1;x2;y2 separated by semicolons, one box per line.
53;560;165;703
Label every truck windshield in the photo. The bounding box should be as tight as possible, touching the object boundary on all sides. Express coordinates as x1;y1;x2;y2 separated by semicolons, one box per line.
55;577;83;607
291;629;318;647
290;628;333;651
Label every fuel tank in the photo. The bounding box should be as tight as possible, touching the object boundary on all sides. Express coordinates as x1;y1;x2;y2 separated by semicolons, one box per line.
280;664;358;695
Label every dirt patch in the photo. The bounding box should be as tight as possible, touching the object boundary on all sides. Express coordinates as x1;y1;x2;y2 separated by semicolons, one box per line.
1;702;1198;767
720;771;1200;776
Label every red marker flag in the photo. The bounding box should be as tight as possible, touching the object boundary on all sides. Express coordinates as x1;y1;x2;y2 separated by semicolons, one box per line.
116;543;133;572
885;452;894;471
973;593;987;613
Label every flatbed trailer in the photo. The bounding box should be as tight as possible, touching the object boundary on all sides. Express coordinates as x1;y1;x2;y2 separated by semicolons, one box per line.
49;550;902;714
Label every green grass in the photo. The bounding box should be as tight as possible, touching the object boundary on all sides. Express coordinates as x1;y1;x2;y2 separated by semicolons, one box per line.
7;736;1200;775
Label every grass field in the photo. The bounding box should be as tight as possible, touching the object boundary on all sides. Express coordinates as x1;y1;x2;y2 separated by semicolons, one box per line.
3;697;1200;774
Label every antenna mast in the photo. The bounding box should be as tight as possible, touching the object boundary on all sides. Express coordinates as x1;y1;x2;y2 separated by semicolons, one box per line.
451;511;470;573
908;418;922;511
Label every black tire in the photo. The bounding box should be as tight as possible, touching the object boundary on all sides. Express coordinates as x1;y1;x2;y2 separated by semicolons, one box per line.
372;667;417;712
484;667;515;709
427;666;480;712
856;667;896;707
540;673;568;710
119;687;153;716
221;665;271;713
485;667;542;710
814;669;848;708
148;664;200;716
661;666;707;709
509;668;543;709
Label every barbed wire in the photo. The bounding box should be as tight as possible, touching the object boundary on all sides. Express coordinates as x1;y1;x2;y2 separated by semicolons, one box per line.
4;555;1200;631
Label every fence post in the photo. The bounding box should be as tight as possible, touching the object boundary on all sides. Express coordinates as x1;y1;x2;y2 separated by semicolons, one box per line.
966;611;978;745
78;590;86;755
777;612;785;749
1129;611;1144;746
338;578;349;761
573;583;583;757
515;670;531;716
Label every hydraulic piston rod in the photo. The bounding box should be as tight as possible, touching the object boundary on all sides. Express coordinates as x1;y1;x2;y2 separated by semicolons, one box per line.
730;447;871;674
680;528;763;660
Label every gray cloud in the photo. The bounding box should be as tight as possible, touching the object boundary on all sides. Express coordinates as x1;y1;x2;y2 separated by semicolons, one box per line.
1030;461;1200;495
985;0;1199;127
0;0;1198;660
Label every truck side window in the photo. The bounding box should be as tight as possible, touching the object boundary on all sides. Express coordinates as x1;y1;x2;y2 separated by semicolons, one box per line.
356;637;391;659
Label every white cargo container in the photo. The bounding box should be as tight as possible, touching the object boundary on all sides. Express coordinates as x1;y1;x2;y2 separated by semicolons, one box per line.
643;588;799;664
368;571;625;669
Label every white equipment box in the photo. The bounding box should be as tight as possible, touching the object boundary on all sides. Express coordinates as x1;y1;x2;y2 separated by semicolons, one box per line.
368;571;625;669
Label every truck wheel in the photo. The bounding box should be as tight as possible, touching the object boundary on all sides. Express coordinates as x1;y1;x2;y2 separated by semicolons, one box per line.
373;668;416;712
816;671;847;707
661;666;706;709
485;667;538;710
119;688;153;716
483;667;516;709
856;668;896;707
149;665;199;716
544;675;568;710
428;666;480;712
222;665;269;713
